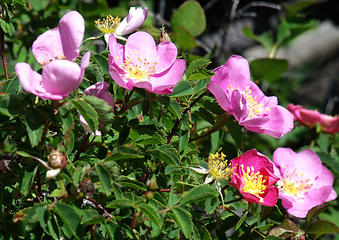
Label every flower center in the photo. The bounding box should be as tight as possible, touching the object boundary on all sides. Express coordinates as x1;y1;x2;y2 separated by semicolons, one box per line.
95;15;121;34
208;152;233;180
240;164;267;203
279;169;312;197
120;57;157;81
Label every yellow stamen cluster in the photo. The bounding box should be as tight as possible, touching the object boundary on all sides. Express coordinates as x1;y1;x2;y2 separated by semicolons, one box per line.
95;15;121;34
119;56;157;81
280;170;312;197
240;164;267;203
208;151;233;180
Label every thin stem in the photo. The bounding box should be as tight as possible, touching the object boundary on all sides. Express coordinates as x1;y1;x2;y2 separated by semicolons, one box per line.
72;133;90;163
268;43;278;58
0;27;8;79
241;128;247;151
167;90;209;144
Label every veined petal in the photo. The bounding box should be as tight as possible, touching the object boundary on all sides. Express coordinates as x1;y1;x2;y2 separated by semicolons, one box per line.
15;63;43;94
125;32;157;65
115;7;147;36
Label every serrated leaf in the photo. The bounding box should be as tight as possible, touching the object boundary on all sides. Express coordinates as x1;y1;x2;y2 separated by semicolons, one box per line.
105;221;119;239
186;58;211;76
117;178;147;191
179;130;189;154
93;54;109;74
0;95;26;117
171;207;193;238
95;165;113;195
107;199;135;209
305;204;330;228
24;108;44;147
20;166;38;196
170;81;193;98
137;203;163;228
171;0;206;37
106;147;144;161
235;211;248;231
1;76;20;94
181;184;218;205
266;236;284;240
54;202;81;240
149;147;179;165
71;97;99;132
81;209;105;225
307;220;339;238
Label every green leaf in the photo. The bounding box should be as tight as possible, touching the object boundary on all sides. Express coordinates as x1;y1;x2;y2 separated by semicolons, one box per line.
107;199;135;209
266;236;284;240
171;207;193;238
181;184;218;205
93;54;109;74
179;130;189;154
54;202;81;240
81;209;105;225
305;204;330;228
85;63;104;82
149;146;180;165
172;26;198;50
284;0;317;21
170;81;193;98
307;220;339;239
235;211;248;231
1;76;20;95
168;190;181;207
0;95;26;117
95;165;113;195
24;108;44;147
105;221;119;239
242;26;274;51
106;147;144;161
20;166;38;196
316;152;339;175
117;177;147;191
71;97;99;132
171;0;206;37
30;0;49;11
82;95;114;132
250;58;288;82
137;203;163;228
186;58;211;76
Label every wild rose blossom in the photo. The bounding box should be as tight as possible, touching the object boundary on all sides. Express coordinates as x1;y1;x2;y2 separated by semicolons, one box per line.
207;55;294;138
95;7;147;41
15;11;90;100
287;104;339;134
80;82;114;135
108;31;186;94
273;148;337;218
231;149;280;206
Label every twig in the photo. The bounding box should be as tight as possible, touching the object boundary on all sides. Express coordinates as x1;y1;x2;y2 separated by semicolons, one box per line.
167;90;209;143
0;27;8;79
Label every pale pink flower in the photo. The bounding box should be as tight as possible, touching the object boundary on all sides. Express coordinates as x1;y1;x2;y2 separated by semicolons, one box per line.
273;148;337;218
15;11;90;100
108;31;186;94
231;149;280;206
207;55;294;138
115;7;148;36
80;82;114;135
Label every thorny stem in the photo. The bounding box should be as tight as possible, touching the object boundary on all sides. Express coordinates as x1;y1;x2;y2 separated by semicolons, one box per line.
167;90;209;143
0;27;8;79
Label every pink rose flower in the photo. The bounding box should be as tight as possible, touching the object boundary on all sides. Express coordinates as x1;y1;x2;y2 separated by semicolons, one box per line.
108;31;186;95
115;7;148;36
15;11;90;100
273;148;337;218
207;55;294;138
287;104;339;134
80;82;114;135
231;149;280;206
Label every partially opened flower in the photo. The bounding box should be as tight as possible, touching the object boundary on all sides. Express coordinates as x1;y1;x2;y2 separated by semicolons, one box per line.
108;31;186;94
80;82;114;135
287;104;339;134
95;7;147;40
231;149;279;206
15;11;90;100
273;148;337;218
207;55;294;138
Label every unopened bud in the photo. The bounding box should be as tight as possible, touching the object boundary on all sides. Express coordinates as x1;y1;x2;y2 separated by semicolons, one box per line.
46;168;61;179
48;150;66;169
159;30;171;43
146;176;157;190
144;191;154;200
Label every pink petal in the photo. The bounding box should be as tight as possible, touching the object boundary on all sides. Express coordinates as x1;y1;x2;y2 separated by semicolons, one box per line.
108;58;132;90
206;82;232;113
125;32;157;66
149;59;186;94
84;81;114;108
79;51;91;81
41;60;81;95
58;11;85;61
262;187;279;207
32;28;63;65
15;63;42;94
115;7;148;36
108;34;125;70
155;41;177;73
231;90;248;122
